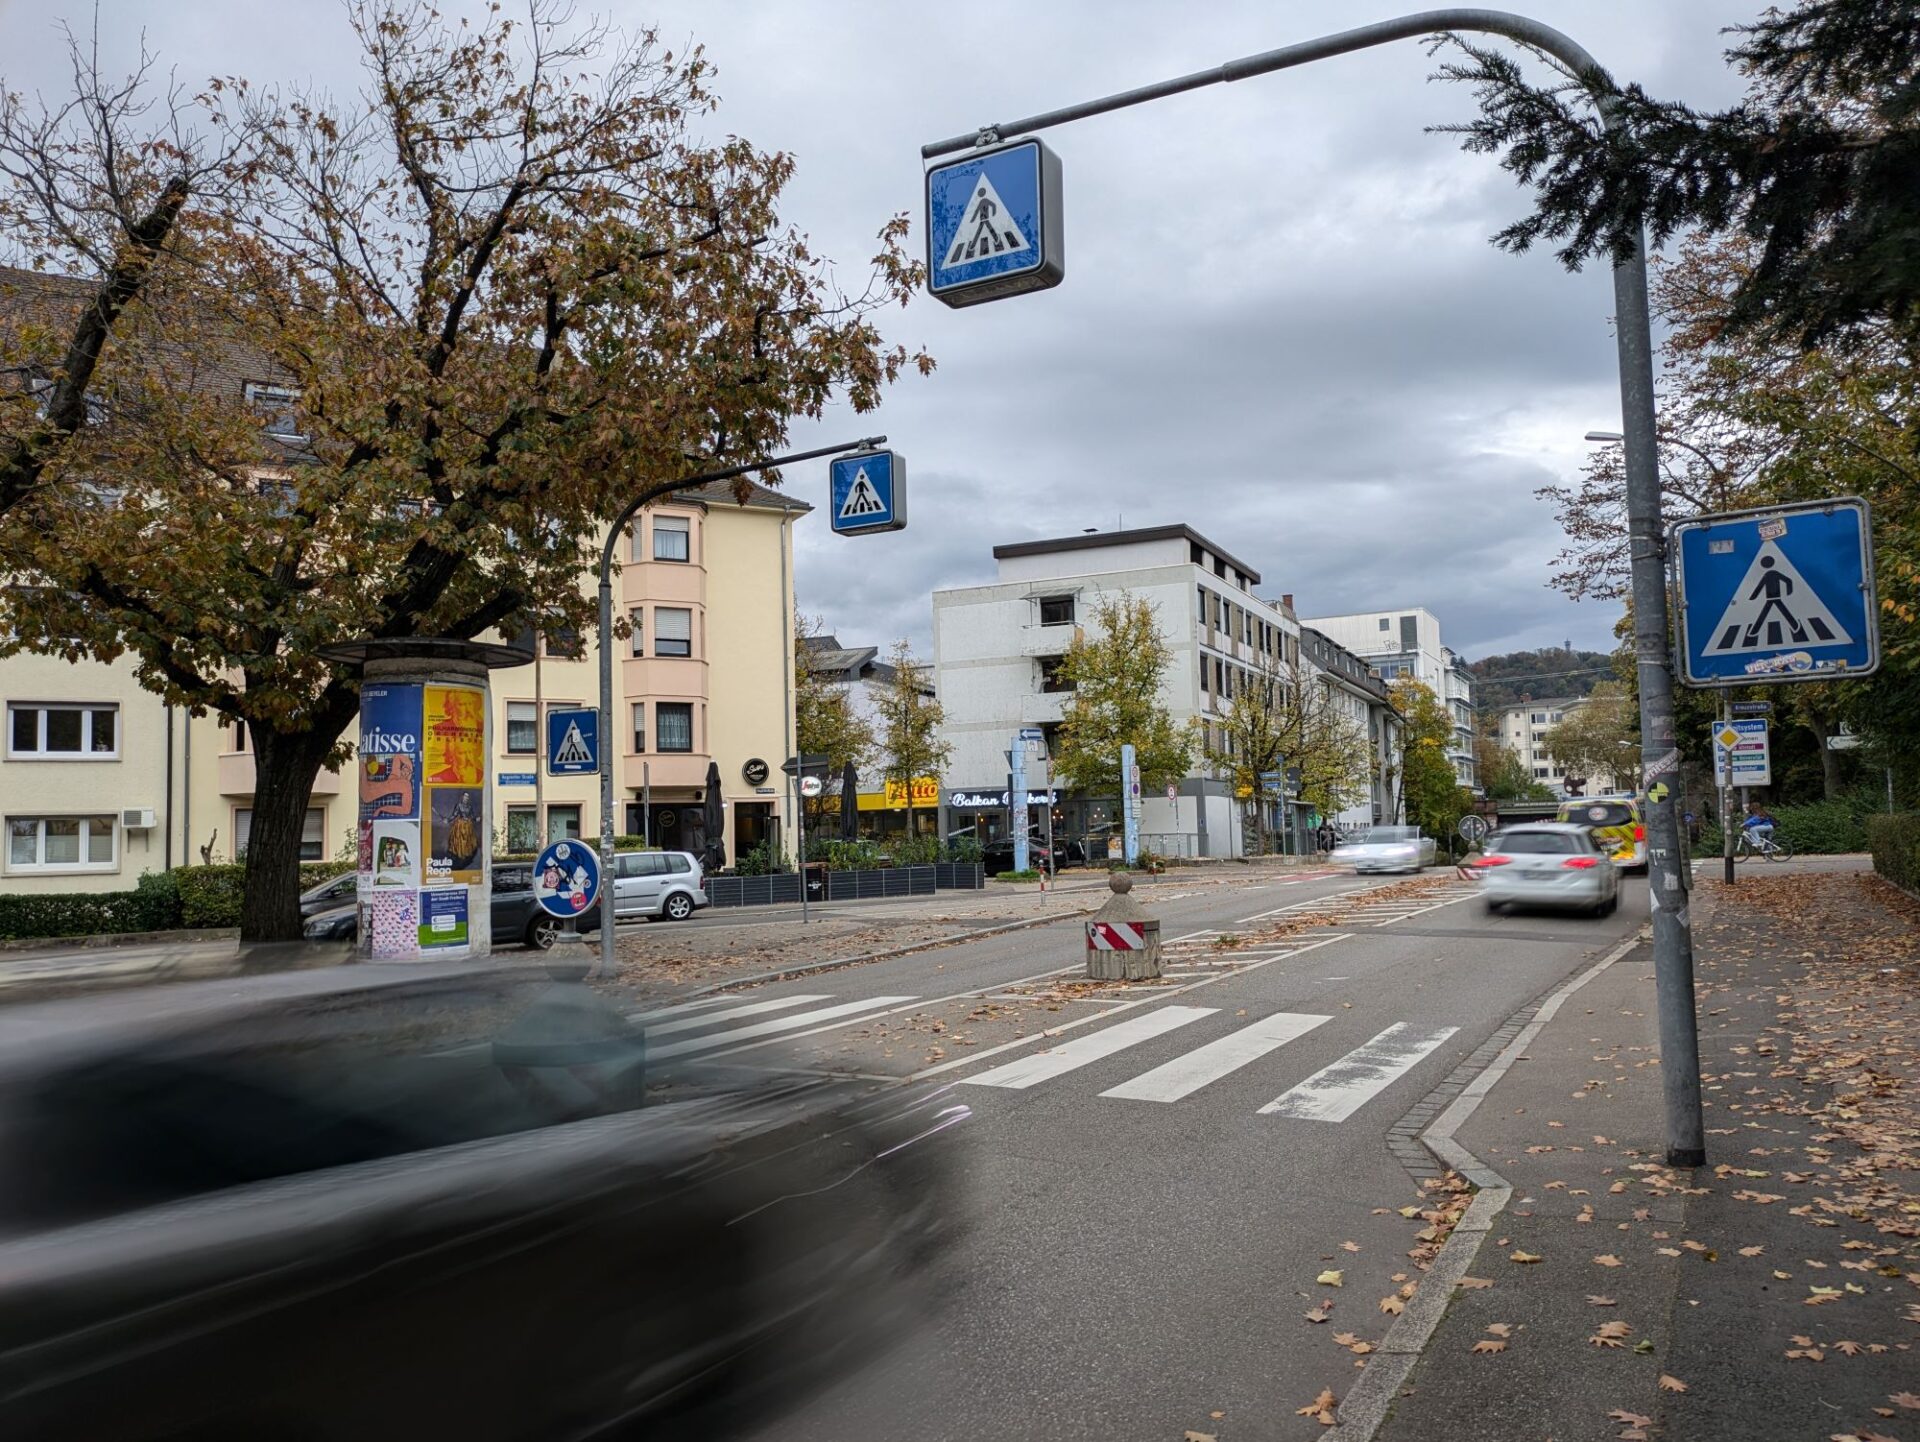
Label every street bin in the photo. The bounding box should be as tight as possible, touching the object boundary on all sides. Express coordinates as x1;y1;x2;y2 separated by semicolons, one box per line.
804;861;828;902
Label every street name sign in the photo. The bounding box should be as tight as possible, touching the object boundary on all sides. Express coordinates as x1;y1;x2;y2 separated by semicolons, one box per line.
547;707;598;775
925;137;1065;308
829;450;906;535
1712;718;1771;788
1729;700;1773;717
1674;498;1878;686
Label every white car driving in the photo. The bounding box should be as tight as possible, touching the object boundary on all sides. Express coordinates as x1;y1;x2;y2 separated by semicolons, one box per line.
1332;825;1437;874
1477;823;1620;917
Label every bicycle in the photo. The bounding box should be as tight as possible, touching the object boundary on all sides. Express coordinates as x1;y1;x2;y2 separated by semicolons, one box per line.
1734;828;1795;863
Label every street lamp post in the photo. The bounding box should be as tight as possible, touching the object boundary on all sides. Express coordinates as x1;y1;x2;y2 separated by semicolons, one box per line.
923;10;1705;1168
593;436;886;979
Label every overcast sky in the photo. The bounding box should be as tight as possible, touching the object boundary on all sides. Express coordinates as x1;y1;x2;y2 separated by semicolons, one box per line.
2;0;1759;662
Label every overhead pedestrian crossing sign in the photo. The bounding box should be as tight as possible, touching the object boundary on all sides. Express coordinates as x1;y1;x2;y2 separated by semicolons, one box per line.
925;137;1065;308
1673;498;1878;686
829;450;906;535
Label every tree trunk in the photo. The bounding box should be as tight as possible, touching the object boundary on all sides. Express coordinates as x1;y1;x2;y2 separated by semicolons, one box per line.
239;725;332;947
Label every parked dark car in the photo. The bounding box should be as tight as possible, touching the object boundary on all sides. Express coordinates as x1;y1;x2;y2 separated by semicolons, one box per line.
980;836;1052;875
302;863;603;950
298;871;358;918
0;972;966;1440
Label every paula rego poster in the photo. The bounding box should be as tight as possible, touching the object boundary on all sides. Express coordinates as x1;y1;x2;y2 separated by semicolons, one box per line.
426;786;484;886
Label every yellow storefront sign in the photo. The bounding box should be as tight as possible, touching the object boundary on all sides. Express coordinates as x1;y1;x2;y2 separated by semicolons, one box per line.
857;776;941;811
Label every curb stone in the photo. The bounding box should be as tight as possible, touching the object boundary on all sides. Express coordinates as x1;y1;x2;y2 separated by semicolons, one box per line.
1326;924;1651;1442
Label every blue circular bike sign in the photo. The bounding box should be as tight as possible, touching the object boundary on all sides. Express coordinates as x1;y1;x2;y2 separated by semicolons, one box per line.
533;839;600;919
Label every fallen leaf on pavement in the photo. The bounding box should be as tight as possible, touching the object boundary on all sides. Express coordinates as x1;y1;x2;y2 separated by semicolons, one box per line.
1656;1246;1683;1257
1609;1411;1653;1427
1786;1348;1825;1361
1379;1295;1405;1316
1317;1270;1344;1287
1739;1246;1766;1257
1590;1321;1632;1348
1457;1277;1495;1290
1594;1254;1624;1267
1835;1340;1864;1356
1510;1250;1543;1264
1471;1339;1507;1354
1891;1392;1920;1410
1485;1323;1513;1338
1333;1332;1360;1346
1304;1303;1333;1324
1341;1241;1361;1252
1185;1433;1216;1442
1295;1388;1338;1425
1659;1374;1689;1393
1588;1295;1618;1306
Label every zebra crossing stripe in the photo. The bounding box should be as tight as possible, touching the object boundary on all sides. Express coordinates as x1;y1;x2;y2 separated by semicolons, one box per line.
647;995;917;1060
960;1005;1217;1090
626;995;732;1023
638;993;831;1038
1099;1011;1330;1103
1258;1022;1459;1122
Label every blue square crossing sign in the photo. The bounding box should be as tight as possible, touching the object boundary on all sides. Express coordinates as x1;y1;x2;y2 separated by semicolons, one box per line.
547;706;598;774
1673;497;1878;686
829;450;906;535
925;137;1064;308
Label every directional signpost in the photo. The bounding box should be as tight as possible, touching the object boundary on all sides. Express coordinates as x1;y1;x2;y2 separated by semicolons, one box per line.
1713;718;1771;788
829;450;908;535
1674;498;1878;686
924;137;1065;309
547;707;598;775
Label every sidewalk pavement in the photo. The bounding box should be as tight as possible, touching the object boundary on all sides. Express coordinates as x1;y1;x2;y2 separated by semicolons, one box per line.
1368;857;1920;1442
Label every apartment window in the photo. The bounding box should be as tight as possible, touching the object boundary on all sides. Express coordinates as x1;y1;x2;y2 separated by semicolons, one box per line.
1214;657;1225;694
653;515;691;562
1378;617;1390;631
226;717;248;753
1039;655;1074;693
7;703;118;758
7;815;116;871
654;607;692;657
1400;615;1419;649
547;805;582;842
1535;767;1551;778
233;806;326;862
244;382;305;441
629;524;645;562
629;608;645;657
655;702;694;752
546;625;583;660
506;806;540;853
1039;594;1075;626
506;701;537;755
631;701;646;752
1197;585;1208;626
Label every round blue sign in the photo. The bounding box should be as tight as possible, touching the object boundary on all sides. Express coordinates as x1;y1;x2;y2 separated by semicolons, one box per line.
533;839;600;919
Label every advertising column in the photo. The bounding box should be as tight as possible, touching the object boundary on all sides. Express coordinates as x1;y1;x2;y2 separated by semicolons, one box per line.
356;665;492;961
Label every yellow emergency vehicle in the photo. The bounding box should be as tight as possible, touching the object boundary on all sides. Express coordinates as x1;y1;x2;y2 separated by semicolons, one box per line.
1555;794;1646;872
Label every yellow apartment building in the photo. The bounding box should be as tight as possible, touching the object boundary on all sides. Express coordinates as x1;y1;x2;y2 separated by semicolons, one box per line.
2;481;806;894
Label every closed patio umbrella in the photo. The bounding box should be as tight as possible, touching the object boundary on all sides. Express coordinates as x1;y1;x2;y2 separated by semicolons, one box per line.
841;759;860;841
702;760;725;869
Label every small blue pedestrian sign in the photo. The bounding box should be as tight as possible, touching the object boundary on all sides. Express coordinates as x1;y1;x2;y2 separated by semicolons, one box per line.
829;450;907;535
1674;497;1878;686
925;137;1064;308
547;707;598;774
533;839;600;919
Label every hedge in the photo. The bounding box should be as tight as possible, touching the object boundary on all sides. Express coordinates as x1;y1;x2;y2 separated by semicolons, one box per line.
0;859;359;941
1697;791;1884;857
1866;813;1920;895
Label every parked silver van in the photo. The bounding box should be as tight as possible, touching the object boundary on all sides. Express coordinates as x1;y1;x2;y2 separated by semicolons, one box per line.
611;849;708;921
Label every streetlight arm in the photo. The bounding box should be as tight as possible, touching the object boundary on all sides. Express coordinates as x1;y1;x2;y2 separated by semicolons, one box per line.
921;10;1608;159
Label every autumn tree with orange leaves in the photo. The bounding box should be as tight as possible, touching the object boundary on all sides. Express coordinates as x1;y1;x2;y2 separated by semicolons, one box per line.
0;2;929;941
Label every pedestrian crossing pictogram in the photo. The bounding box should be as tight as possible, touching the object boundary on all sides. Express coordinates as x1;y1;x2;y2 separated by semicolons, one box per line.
836;467;887;520
552;718;594;766
940;172;1031;269
1703;539;1851;655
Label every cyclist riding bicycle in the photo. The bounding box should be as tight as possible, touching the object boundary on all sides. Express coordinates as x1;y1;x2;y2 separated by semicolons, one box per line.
1742;803;1777;842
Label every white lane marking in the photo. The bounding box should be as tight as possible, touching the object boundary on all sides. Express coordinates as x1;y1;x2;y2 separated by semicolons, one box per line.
960;1005;1217;1090
1099;1011;1331;1103
626;995;733;1023
910;934;1351;1082
637;993;830;1037
1374;890;1482;926
647;996;916;1060
1259;1022;1459;1122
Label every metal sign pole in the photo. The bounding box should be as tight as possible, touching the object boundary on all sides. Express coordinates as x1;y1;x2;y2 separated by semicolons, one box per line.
1720;698;1736;884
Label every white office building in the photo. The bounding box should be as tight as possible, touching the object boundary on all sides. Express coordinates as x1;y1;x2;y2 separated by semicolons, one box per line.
932;525;1400;857
1497;696;1619;798
1300;606;1477;788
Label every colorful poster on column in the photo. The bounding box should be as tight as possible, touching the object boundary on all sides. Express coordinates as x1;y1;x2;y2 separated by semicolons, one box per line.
426;786;484;885
424;685;486;784
359;684;423;818
370;887;418;959
418;886;470;949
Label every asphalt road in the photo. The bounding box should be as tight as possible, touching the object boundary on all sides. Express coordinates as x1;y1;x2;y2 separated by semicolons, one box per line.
652;865;1653;1442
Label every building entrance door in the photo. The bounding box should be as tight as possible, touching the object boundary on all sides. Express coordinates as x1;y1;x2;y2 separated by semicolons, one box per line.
734;802;775;859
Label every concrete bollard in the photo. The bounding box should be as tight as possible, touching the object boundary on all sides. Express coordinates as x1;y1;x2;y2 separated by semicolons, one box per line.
1085;872;1161;981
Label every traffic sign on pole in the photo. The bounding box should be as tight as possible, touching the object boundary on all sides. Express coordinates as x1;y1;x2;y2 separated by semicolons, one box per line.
829;450;908;535
1712;718;1771;788
533;839;600;919
925;137;1065;308
1674;498;1878;686
546;707;598;775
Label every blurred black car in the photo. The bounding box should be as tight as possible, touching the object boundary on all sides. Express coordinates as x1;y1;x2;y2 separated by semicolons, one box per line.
303;862;603;950
0;972;966;1441
979;832;1085;874
298;871;358;918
